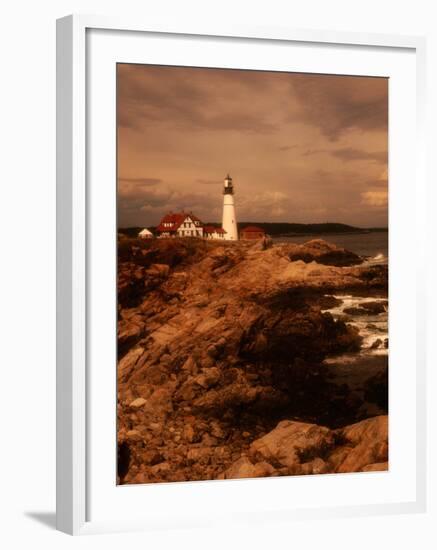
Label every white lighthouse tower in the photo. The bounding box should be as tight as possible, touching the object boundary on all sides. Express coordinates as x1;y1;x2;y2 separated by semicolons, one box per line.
222;174;238;240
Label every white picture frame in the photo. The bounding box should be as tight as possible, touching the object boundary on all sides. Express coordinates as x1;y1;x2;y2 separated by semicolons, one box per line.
56;14;427;535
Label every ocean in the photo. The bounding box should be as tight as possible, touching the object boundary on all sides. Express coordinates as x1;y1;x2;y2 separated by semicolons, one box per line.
277;231;389;378
275;231;388;265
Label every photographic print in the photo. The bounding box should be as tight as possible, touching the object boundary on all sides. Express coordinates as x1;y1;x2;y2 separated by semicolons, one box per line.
116;64;388;485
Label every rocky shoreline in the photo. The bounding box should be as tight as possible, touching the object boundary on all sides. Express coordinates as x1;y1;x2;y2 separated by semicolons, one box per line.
117;237;388;484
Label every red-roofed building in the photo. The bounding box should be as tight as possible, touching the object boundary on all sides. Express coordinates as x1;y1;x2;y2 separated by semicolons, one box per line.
240;225;266;240
203;225;227;240
156;211;204;238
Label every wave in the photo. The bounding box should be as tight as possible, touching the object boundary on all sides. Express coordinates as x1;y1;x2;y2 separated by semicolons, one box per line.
363;252;388;266
322;294;388;357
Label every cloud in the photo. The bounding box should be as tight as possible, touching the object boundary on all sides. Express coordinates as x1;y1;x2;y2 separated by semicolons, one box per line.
118;181;224;226
117;64;276;134
238;190;289;219
196;178;222;185
290;74;388;141
302;147;386;164
302;148;326;157
378;168;388;183
330;148;387;163
118;178;166;204
361;190;388;207
118;184;176;221
119;177;162;186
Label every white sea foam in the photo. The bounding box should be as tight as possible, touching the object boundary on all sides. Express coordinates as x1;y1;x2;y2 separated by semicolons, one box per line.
362;252;388;266
322;294;388;357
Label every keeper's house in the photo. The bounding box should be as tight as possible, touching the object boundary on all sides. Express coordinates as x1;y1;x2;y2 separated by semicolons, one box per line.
156;212;204;238
240;225;266;240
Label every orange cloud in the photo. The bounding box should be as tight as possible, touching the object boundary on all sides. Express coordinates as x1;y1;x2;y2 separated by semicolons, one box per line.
361;191;388;207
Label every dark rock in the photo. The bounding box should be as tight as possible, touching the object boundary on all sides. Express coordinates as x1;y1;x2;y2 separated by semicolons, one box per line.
318;295;344;309
364;369;388;410
344;307;367;316
369;338;383;350
360;301;387;314
287;239;363;267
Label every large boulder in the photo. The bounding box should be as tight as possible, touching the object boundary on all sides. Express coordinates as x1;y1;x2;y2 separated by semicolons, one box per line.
333;415;388;473
249;420;335;471
287;239;363;267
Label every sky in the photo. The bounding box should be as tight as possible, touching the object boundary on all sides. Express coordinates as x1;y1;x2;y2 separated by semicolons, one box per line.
117;64;388;228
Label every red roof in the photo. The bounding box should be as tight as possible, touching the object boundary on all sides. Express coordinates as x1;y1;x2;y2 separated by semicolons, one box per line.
204;225;226;234
241;225;265;233
156;211;204;233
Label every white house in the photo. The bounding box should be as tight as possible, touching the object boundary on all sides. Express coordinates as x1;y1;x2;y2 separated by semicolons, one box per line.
156;212;204;238
138;228;154;239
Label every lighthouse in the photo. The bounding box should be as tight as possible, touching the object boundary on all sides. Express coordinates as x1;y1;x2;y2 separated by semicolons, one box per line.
222;174;238;240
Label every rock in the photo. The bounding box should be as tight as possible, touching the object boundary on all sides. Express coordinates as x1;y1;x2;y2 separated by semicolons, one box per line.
187;447;212;465
335;416;388;473
344;307;367;316
224;457;275;479
142;450;164;466
210;421;225;439
364;370;388;410
140;388;174;422
253;461;276;477
181;355;197;373
360;301;387;314
194;367;221;389
126;430;142;441
301;457;328;475
361;461;388;472
309;457;328;474
129;397;147;409
326;447;350;471
145;263;170;278
176;378;199;402
249;420;335;470
240;308;361;362
201;433;218;446
118;347;144;380
318;295;344;309
118;318;144;352
150;462;171;475
344;301;386;316
288;239;363;267
183;424;195;443
369;338;383;350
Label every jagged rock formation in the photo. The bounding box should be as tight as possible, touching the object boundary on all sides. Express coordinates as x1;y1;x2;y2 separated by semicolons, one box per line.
223;415;388;479
117;238;388;484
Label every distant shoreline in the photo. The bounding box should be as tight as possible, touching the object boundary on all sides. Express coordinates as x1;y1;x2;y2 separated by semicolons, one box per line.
118;223;388;238
272;230;387;238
